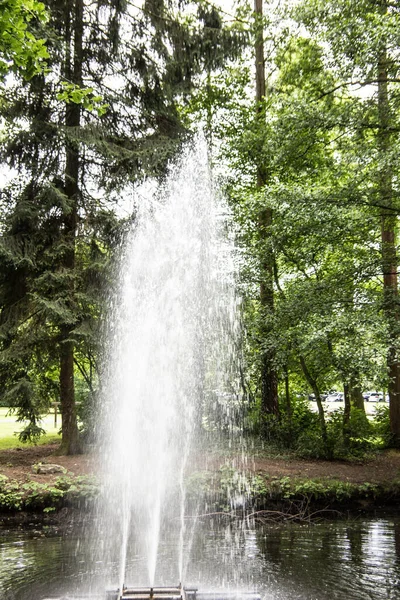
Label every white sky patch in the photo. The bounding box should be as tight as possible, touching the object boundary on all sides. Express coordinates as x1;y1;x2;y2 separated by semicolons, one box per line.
0;162;16;189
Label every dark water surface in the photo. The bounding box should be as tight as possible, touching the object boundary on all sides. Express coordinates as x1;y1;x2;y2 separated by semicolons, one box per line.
1;515;400;600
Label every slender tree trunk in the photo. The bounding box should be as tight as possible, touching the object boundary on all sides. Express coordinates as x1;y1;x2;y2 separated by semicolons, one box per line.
343;382;351;447
377;0;400;445
58;0;83;455
284;366;292;422
59;329;80;454
254;0;279;429
299;355;330;457
284;365;293;445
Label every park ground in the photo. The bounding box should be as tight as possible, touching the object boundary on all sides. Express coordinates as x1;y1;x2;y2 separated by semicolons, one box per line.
1;443;400;485
1;405;400;484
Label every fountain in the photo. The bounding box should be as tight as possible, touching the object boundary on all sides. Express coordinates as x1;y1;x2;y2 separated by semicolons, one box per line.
4;142;400;600
87;138;256;600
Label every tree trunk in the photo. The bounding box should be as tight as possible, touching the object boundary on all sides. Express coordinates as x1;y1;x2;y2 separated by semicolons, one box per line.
343;382;351;447
255;0;279;428
377;0;400;445
59;329;80;454
284;366;292;423
349;377;366;414
299;355;330;457
58;0;83;455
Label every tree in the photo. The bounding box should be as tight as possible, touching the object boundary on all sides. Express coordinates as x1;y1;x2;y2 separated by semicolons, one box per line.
296;0;400;444
0;0;247;453
254;0;279;427
182;0;400;455
195;6;389;452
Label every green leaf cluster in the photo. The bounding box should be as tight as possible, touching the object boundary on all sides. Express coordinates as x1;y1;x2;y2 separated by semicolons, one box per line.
0;0;49;80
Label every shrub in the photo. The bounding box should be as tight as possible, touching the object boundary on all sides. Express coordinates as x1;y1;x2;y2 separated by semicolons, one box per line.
373;404;391;445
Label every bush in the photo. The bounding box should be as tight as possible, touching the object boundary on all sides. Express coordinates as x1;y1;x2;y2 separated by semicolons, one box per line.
263;395;321;453
325;408;375;458
266;398;385;460
243;393;391;460
373;404;391;445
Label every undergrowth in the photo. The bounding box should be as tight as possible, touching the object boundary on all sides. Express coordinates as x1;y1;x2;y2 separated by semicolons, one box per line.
186;465;400;515
0;474;99;512
258;400;392;461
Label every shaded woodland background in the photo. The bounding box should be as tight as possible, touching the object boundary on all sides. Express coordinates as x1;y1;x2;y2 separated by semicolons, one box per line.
1;0;400;459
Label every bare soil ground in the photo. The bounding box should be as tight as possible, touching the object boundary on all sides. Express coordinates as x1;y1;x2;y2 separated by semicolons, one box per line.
0;443;96;484
1;443;400;485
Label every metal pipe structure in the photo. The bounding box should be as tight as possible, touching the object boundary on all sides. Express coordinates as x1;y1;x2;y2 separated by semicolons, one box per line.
42;585;261;600
105;585;261;600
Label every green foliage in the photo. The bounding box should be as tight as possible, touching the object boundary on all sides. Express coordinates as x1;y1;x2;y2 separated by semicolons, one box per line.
373;404;391;445
0;468;395;515
181;0;400;452
0;0;49;80
244;471;383;506
2;0;399;457
0;473;99;511
283;478;379;502
187;465;390;511
257;392;389;460
56;82;108;116
271;395;320;448
326;408;378;458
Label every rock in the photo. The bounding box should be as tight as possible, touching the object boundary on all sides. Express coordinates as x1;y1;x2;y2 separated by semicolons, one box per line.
32;463;67;475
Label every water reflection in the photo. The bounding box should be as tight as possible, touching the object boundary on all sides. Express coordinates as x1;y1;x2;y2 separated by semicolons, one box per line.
1;517;400;600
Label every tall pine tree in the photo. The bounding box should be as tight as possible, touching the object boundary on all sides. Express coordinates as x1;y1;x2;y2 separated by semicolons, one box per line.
0;0;246;453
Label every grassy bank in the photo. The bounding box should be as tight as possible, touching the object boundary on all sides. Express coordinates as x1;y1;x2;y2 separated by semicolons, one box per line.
186;468;400;518
0;473;98;513
1;468;400;518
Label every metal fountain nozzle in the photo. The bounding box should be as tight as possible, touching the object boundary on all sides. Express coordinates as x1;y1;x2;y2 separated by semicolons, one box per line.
106;584;260;600
108;583;192;600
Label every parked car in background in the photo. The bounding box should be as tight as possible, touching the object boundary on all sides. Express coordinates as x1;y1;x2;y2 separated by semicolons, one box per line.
364;391;384;402
326;392;343;402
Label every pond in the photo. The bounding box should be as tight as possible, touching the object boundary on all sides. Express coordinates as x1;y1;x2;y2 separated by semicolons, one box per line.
1;515;400;600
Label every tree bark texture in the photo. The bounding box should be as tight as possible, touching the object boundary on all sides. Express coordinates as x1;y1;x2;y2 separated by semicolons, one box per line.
254;0;279;426
58;0;83;455
377;0;400;445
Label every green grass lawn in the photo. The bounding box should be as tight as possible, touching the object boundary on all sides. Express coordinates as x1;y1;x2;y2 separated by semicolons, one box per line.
0;407;61;449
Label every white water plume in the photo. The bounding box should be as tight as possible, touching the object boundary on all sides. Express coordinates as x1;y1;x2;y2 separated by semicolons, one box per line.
96;138;240;591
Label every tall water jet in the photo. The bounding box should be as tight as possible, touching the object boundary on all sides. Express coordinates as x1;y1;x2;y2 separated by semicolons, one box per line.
96;138;240;594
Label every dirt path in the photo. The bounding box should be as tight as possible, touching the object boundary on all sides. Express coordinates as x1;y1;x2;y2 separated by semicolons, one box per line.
1;443;400;485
